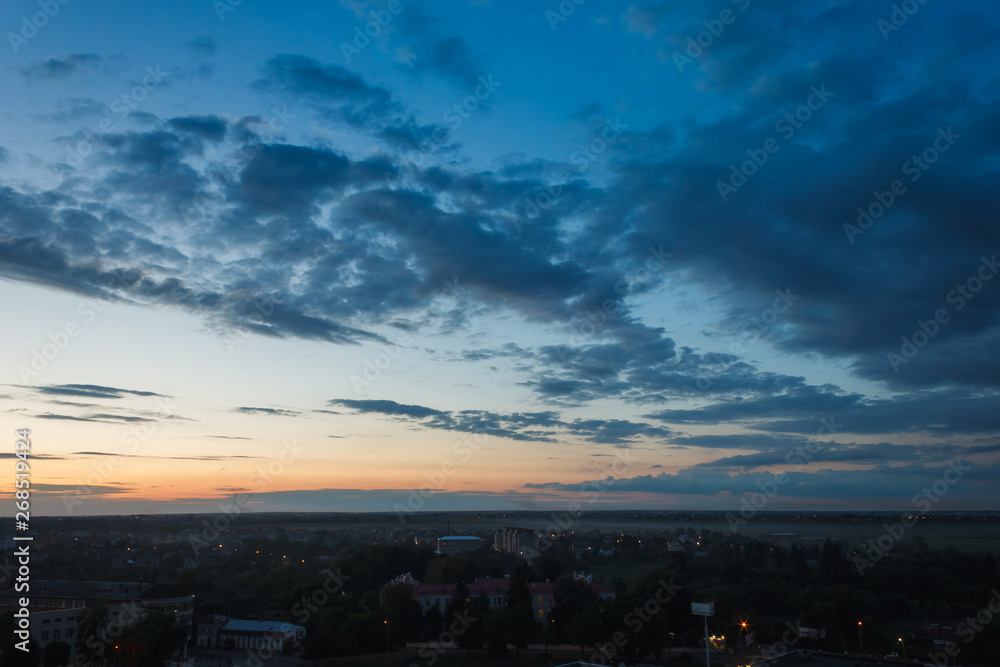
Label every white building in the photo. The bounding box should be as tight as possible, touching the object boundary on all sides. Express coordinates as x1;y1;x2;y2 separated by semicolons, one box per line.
436;535;483;554
218;619;305;652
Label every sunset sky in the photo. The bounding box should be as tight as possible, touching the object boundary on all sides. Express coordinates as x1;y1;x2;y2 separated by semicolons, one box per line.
2;0;999;516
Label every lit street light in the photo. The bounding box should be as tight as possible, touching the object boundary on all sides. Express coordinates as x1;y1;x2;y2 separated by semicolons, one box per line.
858;621;863;654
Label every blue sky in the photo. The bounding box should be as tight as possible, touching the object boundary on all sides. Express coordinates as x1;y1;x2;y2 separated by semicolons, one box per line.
1;0;999;517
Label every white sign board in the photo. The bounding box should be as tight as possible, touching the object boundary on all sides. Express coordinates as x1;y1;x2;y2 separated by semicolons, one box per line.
691;602;715;616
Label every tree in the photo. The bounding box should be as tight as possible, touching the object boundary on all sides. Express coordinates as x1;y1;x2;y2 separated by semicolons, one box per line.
75;603;112;665
505;567;537;655
462;592;491;654
423;605;443;641
380;581;422;645
117;610;189;666
551;577;600;655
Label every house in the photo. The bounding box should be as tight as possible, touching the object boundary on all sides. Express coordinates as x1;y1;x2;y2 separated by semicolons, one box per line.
196;614;229;648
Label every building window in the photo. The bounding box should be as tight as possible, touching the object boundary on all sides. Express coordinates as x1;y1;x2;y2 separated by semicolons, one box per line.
54;630;61;639
66;629;75;638
41;631;49;641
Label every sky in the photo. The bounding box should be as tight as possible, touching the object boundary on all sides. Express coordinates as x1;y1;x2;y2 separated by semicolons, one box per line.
1;0;999;518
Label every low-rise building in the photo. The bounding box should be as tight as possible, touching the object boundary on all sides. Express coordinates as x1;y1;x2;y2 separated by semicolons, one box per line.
436;535;483;554
0;580;194;662
218;619;305;652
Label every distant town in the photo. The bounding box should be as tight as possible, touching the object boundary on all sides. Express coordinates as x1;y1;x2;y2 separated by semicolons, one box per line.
2;511;999;666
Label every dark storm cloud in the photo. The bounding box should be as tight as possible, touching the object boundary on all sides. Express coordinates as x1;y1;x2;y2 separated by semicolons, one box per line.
21;53;102;79
608;1;1000;391
565;418;671;445
668;433;809;450
254;54;446;149
394;5;484;89
520;338;811;407
0;234;384;346
523;461;1000;504
647;385;862;424
168;115;228;142
1;0;998;451
331;398;668;444
689;442;969;469
648;387;1000;436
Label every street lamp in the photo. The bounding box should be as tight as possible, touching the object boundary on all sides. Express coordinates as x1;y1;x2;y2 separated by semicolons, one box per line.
899;637;906;658
858;621;863;654
384;619;389;654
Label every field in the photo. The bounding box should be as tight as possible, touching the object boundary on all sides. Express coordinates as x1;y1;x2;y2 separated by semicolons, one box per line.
235;510;1000;553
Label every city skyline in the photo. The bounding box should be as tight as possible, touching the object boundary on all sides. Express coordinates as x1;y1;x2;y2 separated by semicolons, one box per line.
1;0;999;515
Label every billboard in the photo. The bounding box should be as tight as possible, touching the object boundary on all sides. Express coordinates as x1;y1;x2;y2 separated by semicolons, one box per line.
691;602;715;616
